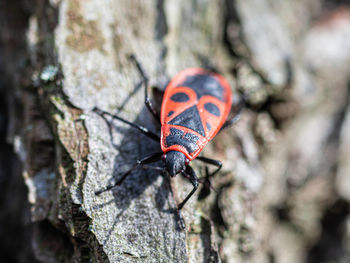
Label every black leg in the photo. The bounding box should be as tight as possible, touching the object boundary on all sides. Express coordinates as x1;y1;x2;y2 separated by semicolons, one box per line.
177;166;199;210
196;156;222;178
220;91;246;132
129;55;161;124
220;113;241;131
196;156;222;200
93;107;160;142
95;152;163;195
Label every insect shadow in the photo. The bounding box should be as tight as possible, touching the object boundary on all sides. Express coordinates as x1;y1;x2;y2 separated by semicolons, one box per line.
102;108;171;210
93;81;186;245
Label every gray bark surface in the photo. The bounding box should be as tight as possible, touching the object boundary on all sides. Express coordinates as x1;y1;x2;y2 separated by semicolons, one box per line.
1;0;350;263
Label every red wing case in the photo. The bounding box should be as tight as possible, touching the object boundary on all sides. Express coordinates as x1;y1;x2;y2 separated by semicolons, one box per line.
160;68;232;160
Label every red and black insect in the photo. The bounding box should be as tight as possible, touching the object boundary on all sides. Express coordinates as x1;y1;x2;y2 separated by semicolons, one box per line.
94;56;242;210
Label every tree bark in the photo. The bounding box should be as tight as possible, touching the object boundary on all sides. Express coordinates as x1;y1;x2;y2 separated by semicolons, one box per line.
1;0;350;263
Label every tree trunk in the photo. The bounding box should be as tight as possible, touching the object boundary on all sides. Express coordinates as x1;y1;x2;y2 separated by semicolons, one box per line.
1;0;350;262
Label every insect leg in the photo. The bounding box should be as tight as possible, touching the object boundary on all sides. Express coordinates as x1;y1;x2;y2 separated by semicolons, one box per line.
93;107;160;142
95;152;163;195
220;113;241;131
128;55;161;124
195;157;222;199
177;166;199;210
220;91;246;132
196;156;222;178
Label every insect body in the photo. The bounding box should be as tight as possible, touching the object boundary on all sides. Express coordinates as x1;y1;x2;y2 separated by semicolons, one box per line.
160;68;232;176
94;57;240;210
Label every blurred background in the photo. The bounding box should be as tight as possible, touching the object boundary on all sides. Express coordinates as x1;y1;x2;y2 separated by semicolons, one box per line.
1;0;350;262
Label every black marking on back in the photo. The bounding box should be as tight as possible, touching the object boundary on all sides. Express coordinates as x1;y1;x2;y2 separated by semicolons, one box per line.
184;132;199;142
206;122;211;131
204;102;220;116
177;74;225;101
170;92;189;102
168;111;174;117
166;128;199;153
168;105;205;136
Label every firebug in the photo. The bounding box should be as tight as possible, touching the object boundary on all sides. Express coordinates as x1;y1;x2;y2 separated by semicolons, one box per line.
94;56;242;210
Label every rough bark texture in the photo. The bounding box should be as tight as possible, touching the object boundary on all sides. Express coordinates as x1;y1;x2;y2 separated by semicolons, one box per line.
1;0;350;262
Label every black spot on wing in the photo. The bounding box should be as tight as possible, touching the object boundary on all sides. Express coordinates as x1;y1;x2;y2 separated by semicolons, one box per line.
168;105;205;136
166;128;199;153
204;102;220;116
168;111;174;117
178;74;225;101
170;92;189;102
